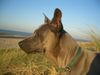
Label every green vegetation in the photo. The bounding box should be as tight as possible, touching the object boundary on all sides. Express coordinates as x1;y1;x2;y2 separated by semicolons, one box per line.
0;48;56;75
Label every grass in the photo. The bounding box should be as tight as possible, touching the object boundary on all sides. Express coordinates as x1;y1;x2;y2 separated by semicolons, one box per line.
0;48;57;75
90;30;100;51
78;30;100;52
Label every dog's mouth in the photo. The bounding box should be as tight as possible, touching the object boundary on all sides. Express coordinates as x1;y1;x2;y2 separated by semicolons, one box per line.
19;46;42;54
32;49;43;53
18;43;41;54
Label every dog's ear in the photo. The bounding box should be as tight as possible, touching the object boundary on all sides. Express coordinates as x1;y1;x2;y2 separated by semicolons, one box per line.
51;8;63;31
43;13;50;24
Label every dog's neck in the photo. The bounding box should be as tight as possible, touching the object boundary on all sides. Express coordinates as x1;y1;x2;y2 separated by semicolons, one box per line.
56;32;79;68
45;31;79;68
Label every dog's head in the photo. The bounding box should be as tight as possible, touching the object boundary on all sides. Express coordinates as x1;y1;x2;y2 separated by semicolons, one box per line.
18;8;65;54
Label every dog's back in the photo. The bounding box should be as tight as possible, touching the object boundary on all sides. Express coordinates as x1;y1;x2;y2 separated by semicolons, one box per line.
87;53;100;75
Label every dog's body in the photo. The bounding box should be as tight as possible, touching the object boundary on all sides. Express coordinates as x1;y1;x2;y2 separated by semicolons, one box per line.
19;8;100;75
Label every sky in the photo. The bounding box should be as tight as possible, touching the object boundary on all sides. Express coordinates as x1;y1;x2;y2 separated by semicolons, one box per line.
0;0;100;39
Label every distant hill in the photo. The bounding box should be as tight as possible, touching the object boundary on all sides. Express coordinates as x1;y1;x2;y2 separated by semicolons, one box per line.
0;29;32;38
75;38;91;42
0;29;91;42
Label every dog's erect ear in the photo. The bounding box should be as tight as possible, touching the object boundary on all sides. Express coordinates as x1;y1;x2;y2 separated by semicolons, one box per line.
43;13;50;24
51;8;63;31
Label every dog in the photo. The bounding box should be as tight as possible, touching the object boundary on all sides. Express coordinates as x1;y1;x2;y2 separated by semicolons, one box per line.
19;8;100;75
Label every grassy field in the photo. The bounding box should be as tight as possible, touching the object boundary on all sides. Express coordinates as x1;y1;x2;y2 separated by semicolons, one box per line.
0;36;100;75
0;48;56;75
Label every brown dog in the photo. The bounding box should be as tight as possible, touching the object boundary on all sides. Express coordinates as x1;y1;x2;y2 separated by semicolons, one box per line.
19;8;100;75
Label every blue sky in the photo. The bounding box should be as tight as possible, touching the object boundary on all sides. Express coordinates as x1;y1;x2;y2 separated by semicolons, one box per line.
0;0;100;39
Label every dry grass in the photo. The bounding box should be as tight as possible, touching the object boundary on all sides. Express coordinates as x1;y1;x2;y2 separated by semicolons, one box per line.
89;30;100;51
78;41;97;51
0;48;57;75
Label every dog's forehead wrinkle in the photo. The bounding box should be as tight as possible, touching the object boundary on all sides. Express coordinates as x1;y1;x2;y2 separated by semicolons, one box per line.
36;24;50;33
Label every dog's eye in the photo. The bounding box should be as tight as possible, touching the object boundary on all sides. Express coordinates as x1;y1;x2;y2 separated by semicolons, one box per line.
33;31;37;37
33;31;40;37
